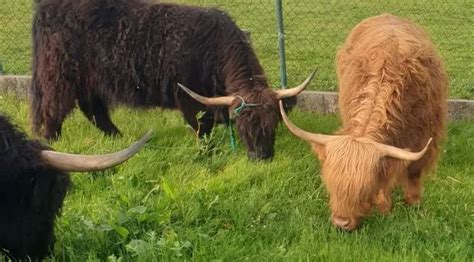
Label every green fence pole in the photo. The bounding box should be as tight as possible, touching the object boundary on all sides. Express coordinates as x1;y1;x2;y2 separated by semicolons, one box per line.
275;0;287;88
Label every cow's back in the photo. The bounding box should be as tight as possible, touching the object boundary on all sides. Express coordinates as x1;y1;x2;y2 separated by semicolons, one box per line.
336;14;448;169
32;0;223;108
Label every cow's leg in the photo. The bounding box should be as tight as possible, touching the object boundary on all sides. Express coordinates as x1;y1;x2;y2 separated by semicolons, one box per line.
197;111;215;138
35;87;76;141
375;185;392;215
181;109;215;138
43;115;67;140
178;94;215;138
402;168;424;205
78;96;121;136
374;161;402;215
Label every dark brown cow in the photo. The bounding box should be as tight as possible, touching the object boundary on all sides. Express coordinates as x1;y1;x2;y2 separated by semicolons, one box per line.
280;14;448;230
31;0;313;160
0;114;152;260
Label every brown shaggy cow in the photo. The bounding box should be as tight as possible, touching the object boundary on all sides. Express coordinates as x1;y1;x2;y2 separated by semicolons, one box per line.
31;0;313;160
279;14;448;230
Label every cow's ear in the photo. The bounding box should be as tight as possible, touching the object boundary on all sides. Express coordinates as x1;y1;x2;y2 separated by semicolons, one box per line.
311;143;326;162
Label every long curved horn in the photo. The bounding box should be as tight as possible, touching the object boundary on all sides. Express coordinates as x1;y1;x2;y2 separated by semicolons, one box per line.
279;100;337;145
375;138;433;161
41;129;154;172
178;83;235;106
275;69;318;99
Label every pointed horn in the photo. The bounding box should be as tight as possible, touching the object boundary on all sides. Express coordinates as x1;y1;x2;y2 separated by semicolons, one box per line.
279;100;337;145
375;138;433;161
41;129;154;172
178;83;235;106
275;69;318;99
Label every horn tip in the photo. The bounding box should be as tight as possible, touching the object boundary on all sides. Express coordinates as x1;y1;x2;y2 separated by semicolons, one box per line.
308;68;318;81
144;129;155;140
426;137;433;148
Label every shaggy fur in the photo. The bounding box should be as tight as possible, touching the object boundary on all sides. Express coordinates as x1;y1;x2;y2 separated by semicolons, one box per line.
0;114;70;260
313;14;448;230
31;0;290;160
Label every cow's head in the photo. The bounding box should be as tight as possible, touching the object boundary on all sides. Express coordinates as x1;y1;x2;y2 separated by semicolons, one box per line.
279;102;432;230
178;71;316;161
0;112;153;260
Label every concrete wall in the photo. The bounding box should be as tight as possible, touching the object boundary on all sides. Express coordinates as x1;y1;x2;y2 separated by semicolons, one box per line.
1;75;473;121
295;91;474;121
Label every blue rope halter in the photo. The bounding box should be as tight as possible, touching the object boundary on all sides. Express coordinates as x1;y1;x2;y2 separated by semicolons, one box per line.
228;96;259;151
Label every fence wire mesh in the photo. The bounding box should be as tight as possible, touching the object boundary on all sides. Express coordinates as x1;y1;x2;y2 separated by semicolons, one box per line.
0;0;472;98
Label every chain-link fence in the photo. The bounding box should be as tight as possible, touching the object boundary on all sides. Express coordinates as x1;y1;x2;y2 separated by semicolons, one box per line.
1;0;472;98
0;0;32;75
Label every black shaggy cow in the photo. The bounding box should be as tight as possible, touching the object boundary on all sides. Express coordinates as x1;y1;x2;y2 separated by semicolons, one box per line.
0;114;151;260
31;0;314;160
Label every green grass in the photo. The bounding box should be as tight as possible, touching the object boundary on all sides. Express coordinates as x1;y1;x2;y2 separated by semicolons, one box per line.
0;0;473;98
0;94;473;261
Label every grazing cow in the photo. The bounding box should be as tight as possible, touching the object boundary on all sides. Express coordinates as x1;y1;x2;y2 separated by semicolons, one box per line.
31;0;313;160
0;114;152;260
279;14;448;230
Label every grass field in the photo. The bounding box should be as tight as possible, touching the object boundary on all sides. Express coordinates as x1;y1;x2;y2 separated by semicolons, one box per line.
0;0;473;98
0;94;473;261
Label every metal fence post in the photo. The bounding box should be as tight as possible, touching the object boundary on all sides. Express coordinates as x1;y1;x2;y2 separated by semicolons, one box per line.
275;0;287;88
